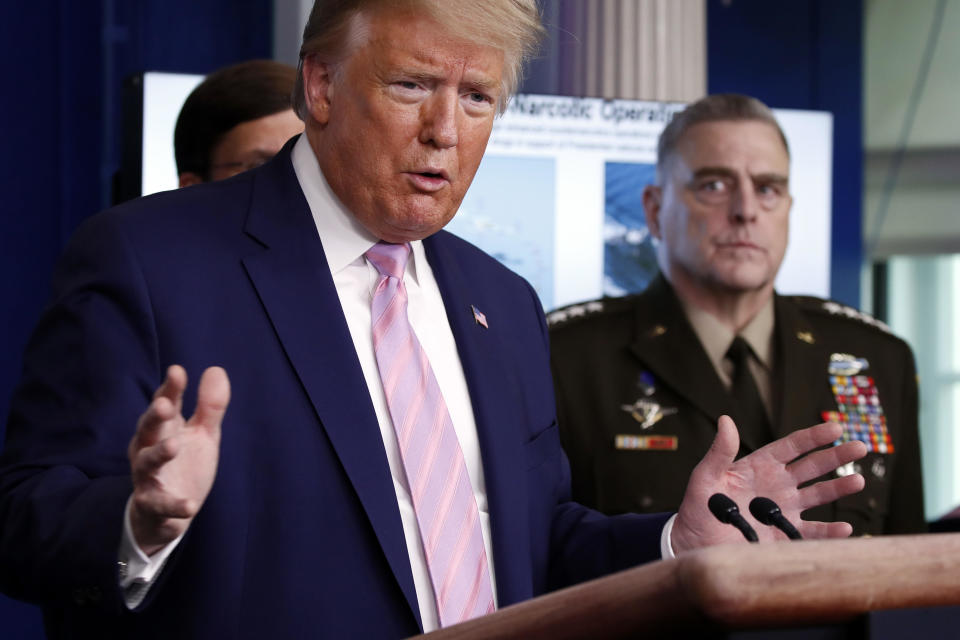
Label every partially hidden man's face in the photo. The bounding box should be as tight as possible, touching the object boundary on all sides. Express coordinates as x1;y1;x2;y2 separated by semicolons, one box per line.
180;109;304;187
645;120;792;295
302;8;505;243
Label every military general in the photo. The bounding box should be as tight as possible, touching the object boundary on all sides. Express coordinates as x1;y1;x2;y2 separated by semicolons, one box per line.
550;93;924;537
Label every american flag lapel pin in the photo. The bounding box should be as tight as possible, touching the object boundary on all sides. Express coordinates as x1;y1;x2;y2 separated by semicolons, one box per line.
471;305;489;329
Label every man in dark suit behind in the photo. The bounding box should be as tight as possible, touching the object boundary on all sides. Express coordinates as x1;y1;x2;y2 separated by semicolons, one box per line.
551;94;924;536
174;59;303;187
0;6;866;638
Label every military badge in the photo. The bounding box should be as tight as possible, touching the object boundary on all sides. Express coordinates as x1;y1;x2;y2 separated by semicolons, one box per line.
871;457;887;479
620;398;677;430
615;434;679;451
637;371;656;397
835;461;860;478
828;353;869;376
822;353;893;454
619;372;676;429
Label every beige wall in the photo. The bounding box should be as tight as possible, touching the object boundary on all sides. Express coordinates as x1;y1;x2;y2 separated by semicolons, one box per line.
273;0;707;102
577;0;706;101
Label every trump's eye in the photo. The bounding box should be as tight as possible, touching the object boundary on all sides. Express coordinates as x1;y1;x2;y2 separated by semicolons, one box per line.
462;90;496;110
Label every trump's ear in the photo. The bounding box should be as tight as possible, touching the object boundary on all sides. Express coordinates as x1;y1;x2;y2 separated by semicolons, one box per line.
643;185;664;239
301;55;334;127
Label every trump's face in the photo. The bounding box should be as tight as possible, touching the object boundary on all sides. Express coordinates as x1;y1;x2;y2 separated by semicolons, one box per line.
645;120;792;296
302;8;504;243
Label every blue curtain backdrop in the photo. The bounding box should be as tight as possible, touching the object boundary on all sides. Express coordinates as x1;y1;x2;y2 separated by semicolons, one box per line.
706;0;863;307
0;1;271;636
0;1;861;636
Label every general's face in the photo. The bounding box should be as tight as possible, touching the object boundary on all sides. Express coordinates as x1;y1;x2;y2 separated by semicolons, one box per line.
302;8;504;243
645;120;792;295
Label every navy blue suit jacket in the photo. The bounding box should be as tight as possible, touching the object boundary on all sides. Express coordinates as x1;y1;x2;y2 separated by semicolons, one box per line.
0;140;669;638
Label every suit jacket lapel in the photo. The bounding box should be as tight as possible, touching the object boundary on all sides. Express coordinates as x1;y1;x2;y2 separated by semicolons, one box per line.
773;295;826;438
239;143;421;625
626;276;755;448
423;233;533;608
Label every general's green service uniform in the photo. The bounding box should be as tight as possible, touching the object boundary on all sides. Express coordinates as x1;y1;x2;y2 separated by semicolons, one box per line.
549;274;925;536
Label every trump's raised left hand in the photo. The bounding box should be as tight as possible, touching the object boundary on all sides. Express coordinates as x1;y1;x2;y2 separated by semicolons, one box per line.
670;416;867;555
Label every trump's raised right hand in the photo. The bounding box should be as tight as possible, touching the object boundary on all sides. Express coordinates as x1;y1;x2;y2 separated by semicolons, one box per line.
670;415;866;555
128;365;230;555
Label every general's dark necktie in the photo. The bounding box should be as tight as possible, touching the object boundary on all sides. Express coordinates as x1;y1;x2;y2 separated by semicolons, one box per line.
726;336;772;450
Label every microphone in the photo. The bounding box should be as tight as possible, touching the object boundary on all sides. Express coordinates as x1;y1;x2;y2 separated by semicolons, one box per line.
707;493;758;542
749;496;803;540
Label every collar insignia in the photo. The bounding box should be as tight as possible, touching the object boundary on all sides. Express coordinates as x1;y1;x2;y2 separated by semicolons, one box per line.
647;325;667;338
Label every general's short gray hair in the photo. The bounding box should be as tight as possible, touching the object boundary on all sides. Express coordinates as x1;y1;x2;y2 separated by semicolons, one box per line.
656;93;790;182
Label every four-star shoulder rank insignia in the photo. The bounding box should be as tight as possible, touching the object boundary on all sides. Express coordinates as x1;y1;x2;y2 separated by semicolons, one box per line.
822;301;892;333
546;300;605;326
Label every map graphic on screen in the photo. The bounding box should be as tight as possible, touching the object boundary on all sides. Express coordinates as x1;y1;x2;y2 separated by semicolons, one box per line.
603;162;658;297
446;155;556;309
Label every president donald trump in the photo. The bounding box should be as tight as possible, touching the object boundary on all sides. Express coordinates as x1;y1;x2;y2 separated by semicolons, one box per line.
0;1;865;637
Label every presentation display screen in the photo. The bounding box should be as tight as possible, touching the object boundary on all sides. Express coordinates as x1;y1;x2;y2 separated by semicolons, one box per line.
138;72;832;309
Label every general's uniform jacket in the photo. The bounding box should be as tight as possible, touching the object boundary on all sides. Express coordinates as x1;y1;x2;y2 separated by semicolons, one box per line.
549;275;925;536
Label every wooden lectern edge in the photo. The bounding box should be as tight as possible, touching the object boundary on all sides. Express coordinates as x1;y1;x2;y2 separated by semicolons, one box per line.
417;554;705;639
678;532;960;627
417;533;960;639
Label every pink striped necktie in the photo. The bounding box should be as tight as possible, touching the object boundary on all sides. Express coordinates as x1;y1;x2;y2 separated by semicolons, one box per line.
365;241;495;627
